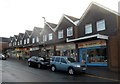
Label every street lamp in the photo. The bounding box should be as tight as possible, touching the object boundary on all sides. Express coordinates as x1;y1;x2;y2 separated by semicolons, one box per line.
42;17;46;23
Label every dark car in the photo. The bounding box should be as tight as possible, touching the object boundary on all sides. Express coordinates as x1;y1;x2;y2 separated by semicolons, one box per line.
0;54;6;60
28;56;50;69
50;56;87;75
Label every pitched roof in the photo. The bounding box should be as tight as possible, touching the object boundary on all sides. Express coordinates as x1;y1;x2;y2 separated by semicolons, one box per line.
64;14;79;22
78;2;119;25
46;22;57;29
26;30;32;36
34;27;43;33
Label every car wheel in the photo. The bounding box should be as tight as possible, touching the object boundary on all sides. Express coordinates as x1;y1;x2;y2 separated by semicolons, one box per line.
68;68;75;75
28;62;31;67
51;65;56;72
38;64;42;69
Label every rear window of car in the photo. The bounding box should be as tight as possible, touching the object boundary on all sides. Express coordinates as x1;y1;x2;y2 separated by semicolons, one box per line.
55;57;60;62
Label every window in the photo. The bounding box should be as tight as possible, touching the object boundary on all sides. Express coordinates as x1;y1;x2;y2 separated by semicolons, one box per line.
55;57;60;62
20;40;22;45
97;20;106;31
36;37;39;42
43;35;47;42
58;30;63;39
61;58;66;63
85;24;92;34
67;27;73;37
32;38;35;43
49;33;53;40
15;42;16;45
18;42;19;45
27;38;29;44
24;39;26;44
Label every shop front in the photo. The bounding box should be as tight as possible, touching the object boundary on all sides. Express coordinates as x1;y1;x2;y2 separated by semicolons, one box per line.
40;46;54;58
78;40;107;66
22;48;30;59
30;47;39;57
56;43;77;60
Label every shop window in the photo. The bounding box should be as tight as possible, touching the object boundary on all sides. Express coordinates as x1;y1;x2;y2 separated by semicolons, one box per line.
58;30;63;39
97;19;106;31
67;27;73;37
85;24;92;34
88;48;107;63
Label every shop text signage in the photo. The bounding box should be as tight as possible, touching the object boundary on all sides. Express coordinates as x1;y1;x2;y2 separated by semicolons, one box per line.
78;40;106;48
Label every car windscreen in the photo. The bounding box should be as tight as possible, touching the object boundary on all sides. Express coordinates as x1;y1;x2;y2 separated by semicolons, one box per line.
68;58;76;62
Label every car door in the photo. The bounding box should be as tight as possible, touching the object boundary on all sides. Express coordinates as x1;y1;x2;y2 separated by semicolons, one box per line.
54;57;61;70
59;58;68;71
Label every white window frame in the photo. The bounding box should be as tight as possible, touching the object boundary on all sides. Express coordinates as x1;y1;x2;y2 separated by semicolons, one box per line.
67;27;73;37
20;40;22;45
97;19;106;31
49;33;53;40
18;41;19;45
27;38;29;44
32;38;35;43
36;37;39;42
24;39;26;44
58;30;63;39
85;24;92;34
43;35;47;42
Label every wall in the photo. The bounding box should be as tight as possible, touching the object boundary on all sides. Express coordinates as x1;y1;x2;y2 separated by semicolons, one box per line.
108;34;120;72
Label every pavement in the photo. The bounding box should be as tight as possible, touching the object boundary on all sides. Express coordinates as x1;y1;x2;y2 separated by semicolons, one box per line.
6;56;120;82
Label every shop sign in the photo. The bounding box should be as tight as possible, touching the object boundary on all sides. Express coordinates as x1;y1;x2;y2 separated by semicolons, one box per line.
56;43;75;50
78;40;106;48
30;47;39;51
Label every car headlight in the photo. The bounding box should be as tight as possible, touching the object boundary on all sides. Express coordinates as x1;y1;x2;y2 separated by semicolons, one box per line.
75;65;81;67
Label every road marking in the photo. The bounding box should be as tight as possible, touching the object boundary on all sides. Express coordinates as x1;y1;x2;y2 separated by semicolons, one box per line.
86;74;120;82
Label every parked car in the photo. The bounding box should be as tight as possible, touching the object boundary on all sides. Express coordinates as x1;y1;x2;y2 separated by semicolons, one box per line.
50;56;87;75
28;56;50;69
0;54;6;60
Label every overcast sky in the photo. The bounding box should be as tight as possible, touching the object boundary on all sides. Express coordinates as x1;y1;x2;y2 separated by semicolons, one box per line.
0;0;119;38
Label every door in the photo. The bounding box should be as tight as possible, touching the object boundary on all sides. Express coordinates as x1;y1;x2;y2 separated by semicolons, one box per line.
80;49;88;64
59;58;68;71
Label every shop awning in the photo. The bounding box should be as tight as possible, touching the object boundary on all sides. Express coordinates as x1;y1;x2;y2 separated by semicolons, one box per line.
66;34;108;42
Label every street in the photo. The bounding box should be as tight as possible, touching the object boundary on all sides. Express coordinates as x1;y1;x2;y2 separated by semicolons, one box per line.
1;58;119;83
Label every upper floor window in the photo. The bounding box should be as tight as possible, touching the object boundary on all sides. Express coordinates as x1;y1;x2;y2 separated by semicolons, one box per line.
20;40;22;45
43;35;47;42
18;41;19;45
58;30;63;39
32;38;35;43
24;39;26;44
85;24;92;34
48;33;53;40
27;38;29;44
97;19;106;31
15;42;16;45
67;27;73;37
36;37;39;42
9;43;11;47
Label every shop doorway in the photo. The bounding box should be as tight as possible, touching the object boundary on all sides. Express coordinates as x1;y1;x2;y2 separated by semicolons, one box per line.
79;46;107;66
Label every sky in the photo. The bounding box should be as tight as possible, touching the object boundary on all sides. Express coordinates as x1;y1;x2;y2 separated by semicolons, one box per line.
0;0;119;38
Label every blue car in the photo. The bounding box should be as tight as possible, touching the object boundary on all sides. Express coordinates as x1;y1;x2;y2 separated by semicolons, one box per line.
50;56;87;75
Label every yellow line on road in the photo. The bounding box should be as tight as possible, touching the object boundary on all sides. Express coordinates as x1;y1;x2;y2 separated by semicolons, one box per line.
86;74;120;82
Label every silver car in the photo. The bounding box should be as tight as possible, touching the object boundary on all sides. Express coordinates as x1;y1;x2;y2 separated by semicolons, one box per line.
0;54;6;60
